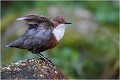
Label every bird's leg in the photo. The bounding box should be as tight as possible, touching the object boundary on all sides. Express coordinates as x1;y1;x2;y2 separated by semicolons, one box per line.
36;53;47;61
36;53;53;65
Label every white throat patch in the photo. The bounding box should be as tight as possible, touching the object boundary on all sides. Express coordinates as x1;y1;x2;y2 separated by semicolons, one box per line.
52;24;66;41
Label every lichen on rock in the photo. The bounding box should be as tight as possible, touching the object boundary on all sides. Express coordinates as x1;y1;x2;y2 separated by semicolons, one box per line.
1;58;67;79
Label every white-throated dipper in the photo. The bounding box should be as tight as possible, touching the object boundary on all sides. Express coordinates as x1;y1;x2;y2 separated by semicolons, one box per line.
4;14;71;61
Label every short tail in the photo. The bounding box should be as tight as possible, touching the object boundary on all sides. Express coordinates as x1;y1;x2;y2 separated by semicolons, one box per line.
4;45;10;48
4;43;13;48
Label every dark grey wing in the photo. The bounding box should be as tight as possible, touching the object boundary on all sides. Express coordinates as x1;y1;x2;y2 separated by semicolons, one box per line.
22;28;52;52
17;14;54;27
4;27;52;52
17;14;41;25
16;14;40;21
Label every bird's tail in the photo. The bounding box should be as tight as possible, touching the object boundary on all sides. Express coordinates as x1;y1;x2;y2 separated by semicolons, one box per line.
4;45;9;48
4;43;13;48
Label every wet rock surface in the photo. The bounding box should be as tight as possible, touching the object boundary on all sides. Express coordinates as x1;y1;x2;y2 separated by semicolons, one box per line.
1;58;67;79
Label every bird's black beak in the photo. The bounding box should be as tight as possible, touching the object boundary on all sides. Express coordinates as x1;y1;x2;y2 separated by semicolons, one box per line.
65;22;72;24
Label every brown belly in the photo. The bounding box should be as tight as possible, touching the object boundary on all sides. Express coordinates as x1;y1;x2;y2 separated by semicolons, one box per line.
33;35;58;53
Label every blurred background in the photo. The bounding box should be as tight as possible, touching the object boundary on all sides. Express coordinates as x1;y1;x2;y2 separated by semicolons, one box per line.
1;1;119;79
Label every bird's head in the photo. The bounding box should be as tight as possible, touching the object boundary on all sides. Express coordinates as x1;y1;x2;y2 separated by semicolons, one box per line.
53;16;71;24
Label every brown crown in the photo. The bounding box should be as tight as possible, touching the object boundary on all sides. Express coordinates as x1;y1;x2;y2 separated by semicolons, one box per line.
53;16;66;24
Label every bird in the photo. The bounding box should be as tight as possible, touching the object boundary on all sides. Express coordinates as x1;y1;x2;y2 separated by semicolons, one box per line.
4;14;71;62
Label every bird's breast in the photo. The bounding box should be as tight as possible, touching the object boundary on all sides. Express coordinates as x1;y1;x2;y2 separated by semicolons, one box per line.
52;24;66;41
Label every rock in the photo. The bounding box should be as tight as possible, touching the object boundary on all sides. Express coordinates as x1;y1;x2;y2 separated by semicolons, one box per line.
1;58;67;79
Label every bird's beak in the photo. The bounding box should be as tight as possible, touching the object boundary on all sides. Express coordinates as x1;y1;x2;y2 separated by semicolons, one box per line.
65;22;72;24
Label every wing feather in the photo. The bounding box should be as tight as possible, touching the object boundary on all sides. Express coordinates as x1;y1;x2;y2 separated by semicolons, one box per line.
16;14;40;21
16;14;54;27
4;26;52;52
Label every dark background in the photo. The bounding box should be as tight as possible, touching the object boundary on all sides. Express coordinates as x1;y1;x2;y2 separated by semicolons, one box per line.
1;1;119;79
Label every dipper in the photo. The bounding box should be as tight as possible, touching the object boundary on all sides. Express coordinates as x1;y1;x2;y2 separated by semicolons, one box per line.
4;14;71;61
